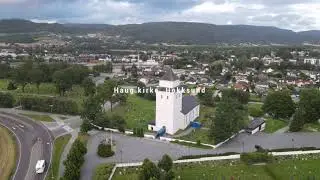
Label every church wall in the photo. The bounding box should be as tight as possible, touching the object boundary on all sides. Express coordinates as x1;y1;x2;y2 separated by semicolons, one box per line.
159;80;180;88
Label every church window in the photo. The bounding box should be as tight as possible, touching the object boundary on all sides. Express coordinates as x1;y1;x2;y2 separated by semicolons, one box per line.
167;96;169;99
161;95;163;99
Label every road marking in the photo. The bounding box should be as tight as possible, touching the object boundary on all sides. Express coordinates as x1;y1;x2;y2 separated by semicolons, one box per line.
0;123;22;180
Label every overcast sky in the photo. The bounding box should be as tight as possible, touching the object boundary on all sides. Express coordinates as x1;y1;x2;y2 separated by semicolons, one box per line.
0;0;318;31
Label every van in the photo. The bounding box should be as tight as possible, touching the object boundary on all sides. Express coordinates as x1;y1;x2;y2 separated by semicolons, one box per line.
35;160;46;174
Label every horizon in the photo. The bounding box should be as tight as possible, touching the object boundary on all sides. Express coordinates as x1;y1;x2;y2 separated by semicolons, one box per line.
1;18;318;33
0;0;318;32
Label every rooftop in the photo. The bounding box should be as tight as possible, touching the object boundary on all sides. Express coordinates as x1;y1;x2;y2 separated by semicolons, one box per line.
160;66;179;81
181;96;199;115
246;118;265;130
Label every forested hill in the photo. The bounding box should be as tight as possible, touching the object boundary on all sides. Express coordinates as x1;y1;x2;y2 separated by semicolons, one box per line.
1;19;320;45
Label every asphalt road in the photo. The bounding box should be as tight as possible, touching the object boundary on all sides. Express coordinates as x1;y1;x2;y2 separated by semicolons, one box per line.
0;111;53;180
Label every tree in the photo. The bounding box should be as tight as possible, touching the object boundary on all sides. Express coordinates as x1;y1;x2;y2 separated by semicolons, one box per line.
137;81;146;98
139;159;160;180
0;63;11;78
97;79;117;106
81;96;102;123
197;87;214;106
80;119;93;133
158;154;173;172
210;97;247;143
53;69;73;96
131;64;138;78
13;60;33;92
28;67;44;94
222;89;249;104
82;77;96;96
298;89;320;123
262;91;295;119
289;108;305;132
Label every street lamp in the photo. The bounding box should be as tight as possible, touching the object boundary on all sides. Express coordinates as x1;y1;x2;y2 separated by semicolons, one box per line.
120;149;123;163
242;141;244;153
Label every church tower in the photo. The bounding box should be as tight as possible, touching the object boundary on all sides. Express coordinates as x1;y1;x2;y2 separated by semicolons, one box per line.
155;67;183;135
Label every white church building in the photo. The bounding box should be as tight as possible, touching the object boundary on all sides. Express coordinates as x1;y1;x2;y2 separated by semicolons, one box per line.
148;67;200;135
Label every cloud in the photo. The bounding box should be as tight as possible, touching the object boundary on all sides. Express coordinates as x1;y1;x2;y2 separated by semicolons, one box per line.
0;0;319;31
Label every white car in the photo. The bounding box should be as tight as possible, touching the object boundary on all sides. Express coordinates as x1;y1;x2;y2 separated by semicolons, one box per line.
35;160;46;174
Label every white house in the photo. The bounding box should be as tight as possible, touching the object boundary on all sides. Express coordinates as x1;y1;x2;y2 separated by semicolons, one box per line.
148;67;200;135
245;118;266;134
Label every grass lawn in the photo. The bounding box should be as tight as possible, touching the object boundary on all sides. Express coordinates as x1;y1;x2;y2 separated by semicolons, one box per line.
302;122;320;132
92;164;114;180
198;105;215;127
249;94;262;102
20;113;54;122
113;154;320;180
179;128;214;145
46;134;71;180
0;125;17;180
248;103;264;117
111;95;155;129
264;118;288;133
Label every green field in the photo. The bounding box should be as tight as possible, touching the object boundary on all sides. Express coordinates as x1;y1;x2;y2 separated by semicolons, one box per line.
20;113;54;122
111;95;155;129
0;125;17;180
46;134;71;180
179;128;213;145
113;154;320;180
264;118;288;133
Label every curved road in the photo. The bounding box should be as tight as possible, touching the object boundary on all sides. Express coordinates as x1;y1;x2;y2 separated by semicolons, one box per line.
0;111;53;180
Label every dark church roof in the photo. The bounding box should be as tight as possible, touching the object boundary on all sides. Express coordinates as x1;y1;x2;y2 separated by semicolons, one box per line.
246;118;265;130
181;96;199;114
161;66;179;81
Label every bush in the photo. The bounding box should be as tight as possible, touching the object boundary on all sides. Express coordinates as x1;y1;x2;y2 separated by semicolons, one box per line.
97;143;114;158
133;127;144;137
7;81;17;90
0;92;14;108
20;95;79;114
240;152;273;165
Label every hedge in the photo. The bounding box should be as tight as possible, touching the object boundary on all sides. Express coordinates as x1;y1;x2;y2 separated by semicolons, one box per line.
0;92;14;108
240;152;273;165
20;95;79;115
